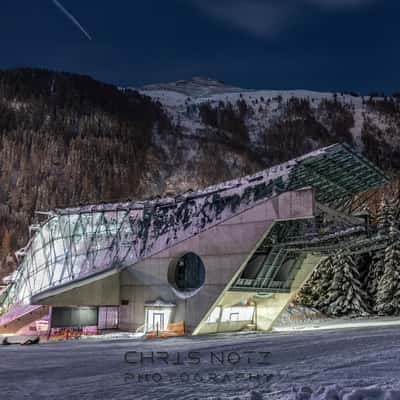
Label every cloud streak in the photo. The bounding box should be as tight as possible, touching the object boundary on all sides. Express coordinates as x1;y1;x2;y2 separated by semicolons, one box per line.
52;0;92;41
191;0;375;38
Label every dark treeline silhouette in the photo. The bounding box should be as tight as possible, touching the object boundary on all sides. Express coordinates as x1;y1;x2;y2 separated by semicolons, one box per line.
0;68;174;278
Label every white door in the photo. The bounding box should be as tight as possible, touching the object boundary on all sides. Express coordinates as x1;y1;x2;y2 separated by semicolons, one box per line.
152;312;164;331
146;308;172;332
146;310;168;332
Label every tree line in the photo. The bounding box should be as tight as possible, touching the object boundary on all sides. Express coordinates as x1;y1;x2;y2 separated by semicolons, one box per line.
298;195;400;316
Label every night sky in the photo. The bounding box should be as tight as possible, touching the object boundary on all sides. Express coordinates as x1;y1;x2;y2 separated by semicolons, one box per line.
1;0;399;93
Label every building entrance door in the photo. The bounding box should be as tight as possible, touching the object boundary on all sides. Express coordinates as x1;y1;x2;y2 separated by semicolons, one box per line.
146;309;169;332
152;312;164;332
145;299;176;333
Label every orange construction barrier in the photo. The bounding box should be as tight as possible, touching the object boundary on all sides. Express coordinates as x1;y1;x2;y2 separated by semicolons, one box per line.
146;321;185;339
49;328;83;341
49;330;68;341
167;321;185;335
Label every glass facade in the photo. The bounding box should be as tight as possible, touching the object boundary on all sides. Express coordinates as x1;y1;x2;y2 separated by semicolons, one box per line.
7;209;143;306
1;144;388;311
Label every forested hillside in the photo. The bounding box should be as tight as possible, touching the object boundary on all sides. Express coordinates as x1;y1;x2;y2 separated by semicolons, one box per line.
1;70;400;295
0;68;174;278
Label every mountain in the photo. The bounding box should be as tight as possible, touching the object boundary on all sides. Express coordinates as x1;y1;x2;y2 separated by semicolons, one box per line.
141;76;247;98
0;69;399;278
140;77;400;172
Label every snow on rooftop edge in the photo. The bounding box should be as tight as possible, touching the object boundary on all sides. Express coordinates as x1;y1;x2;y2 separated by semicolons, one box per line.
54;144;338;215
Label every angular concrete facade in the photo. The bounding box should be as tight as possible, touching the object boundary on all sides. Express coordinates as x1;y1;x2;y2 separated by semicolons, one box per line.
118;188;314;333
0;144;389;335
31;188;317;334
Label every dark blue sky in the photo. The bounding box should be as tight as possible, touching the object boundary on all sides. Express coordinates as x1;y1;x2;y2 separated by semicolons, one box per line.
1;0;399;93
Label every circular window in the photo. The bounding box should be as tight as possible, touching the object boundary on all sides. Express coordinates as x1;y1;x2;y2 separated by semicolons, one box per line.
169;252;205;292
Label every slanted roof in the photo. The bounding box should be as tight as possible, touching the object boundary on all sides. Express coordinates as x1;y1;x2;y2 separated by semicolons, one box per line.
286;143;388;208
4;144;388;307
56;143;388;216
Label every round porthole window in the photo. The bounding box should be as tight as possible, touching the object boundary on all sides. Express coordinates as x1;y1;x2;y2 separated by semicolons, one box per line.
168;252;206;294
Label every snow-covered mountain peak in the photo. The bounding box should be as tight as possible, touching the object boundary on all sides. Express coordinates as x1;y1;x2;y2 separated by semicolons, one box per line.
141;76;248;98
139;79;369;148
136;77;400;181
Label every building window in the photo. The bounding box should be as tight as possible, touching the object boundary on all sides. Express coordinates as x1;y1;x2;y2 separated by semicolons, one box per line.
229;312;240;322
98;306;119;330
274;256;296;282
221;306;255;322
206;306;221;323
171;252;205;291
241;254;268;279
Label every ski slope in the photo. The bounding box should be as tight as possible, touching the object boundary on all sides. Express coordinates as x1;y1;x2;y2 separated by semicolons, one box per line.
1;325;400;399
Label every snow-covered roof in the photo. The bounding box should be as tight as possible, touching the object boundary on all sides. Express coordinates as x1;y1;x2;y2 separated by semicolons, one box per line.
3;143;388;307
57;143;388;216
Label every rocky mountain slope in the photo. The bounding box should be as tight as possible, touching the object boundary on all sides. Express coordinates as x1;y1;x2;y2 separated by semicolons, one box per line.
0;70;399;278
140;77;400;172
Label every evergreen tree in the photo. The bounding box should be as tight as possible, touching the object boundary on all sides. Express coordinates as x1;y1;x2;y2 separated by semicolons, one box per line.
297;257;334;309
355;253;371;289
298;194;400;316
312;257;335;310
389;195;400;234
376;197;393;236
375;236;400;315
323;253;369;316
366;250;385;305
0;230;12;260
372;194;400;315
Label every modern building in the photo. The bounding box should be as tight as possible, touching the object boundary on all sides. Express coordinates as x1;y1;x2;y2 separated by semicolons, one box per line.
0;144;389;335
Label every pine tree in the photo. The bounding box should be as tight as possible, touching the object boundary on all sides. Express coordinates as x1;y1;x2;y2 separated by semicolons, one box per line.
376;197;393;236
323;253;369;316
297;257;334;309
389;196;399;230
0;229;13;281
1;229;12;262
299;194;400;317
390;193;399;217
375;237;400;315
366;250;385;304
313;257;335;310
296;279;314;307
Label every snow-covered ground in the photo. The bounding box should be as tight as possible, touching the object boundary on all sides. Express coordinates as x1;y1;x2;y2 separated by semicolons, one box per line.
274;315;400;332
138;77;375;149
1;325;400;399
273;304;400;332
